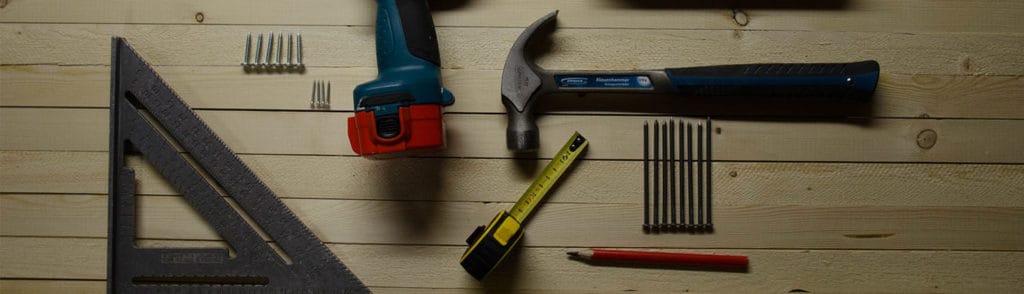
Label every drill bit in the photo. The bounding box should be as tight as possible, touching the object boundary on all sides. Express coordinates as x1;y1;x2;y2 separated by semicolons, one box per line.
662;121;668;228
697;121;704;230
706;117;713;230
653;121;660;231
687;122;694;229
669;120;676;229
643;121;650;232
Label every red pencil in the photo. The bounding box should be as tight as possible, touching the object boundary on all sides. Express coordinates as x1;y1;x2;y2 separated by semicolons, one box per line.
567;249;748;267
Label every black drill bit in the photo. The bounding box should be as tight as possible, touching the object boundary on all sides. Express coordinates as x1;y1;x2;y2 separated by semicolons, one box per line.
687;122;694;229
643;121;650;231
653;121;660;231
679;119;686;230
669;120;676;230
661;122;669;228
706;117;713;230
697;121;704;230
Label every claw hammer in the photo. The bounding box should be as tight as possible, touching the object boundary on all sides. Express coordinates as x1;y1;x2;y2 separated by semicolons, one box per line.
501;11;880;152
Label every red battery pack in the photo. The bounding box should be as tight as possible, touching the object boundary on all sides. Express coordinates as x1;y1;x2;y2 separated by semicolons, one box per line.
347;104;446;157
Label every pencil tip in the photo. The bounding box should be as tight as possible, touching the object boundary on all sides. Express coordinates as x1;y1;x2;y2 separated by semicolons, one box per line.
566;251;579;257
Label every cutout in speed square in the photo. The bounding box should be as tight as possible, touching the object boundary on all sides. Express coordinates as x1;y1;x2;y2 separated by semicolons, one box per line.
107;37;369;293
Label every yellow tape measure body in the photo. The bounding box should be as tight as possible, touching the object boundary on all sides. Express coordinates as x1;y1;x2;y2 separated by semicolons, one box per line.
508;132;589;222
460;132;589;280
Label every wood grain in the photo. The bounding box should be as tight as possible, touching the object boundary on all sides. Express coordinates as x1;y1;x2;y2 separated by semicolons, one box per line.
3;108;1023;162
2;24;1022;75
3;151;1023;206
2;1;1023;292
3;65;1023;119
1;0;1021;34
3;237;1023;292
3;193;1022;250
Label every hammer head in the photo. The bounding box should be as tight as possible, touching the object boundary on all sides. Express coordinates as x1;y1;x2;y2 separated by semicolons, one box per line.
501;11;558;152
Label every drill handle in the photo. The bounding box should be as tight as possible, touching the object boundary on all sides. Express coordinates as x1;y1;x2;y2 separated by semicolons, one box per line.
665;60;880;99
375;0;441;69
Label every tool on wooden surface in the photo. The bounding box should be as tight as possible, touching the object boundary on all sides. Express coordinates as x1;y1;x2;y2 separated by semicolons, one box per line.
243;32;303;71
108;37;367;293
312;80;332;109
501;10;881;152
644;118;713;232
461;132;589;281
348;0;455;157
567;249;748;267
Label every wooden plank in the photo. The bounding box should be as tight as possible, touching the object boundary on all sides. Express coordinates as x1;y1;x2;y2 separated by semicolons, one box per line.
4;194;1023;250
3;108;1023;163
0;0;1021;34
4;151;1023;206
2;24;1022;75
0;280;595;294
3;65;1023;119
0;280;104;294
3;237;1024;292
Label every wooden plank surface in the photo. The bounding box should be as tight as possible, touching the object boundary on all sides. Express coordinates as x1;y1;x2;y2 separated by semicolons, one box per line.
1;1;1022;292
3;237;1024;292
4;151;1024;206
1;0;1022;34
3;108;1023;162
4;65;1024;118
2;24;1023;76
3;193;1022;250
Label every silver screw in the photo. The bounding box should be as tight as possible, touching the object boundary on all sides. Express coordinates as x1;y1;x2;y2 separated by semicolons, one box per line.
296;33;304;67
241;33;251;67
311;80;318;108
265;32;275;67
275;33;283;67
287;34;294;67
254;33;264;67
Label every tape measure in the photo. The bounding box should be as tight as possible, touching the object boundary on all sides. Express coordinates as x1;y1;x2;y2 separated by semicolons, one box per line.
460;132;589;280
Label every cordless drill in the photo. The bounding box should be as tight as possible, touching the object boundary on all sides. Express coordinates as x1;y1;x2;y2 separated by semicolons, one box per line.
348;0;455;157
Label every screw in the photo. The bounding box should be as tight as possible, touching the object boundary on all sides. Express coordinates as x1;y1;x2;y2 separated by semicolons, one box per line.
287;34;294;67
254;33;264;67
265;32;275;67
296;33;304;67
275;33;283;67
311;80;318;108
326;81;331;107
241;33;251;67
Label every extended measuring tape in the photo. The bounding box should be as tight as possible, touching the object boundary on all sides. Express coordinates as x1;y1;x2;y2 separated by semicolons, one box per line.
460;132;589;280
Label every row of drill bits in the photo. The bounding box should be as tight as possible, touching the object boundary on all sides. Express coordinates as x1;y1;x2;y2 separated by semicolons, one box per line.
643;117;713;233
242;32;303;70
311;80;331;109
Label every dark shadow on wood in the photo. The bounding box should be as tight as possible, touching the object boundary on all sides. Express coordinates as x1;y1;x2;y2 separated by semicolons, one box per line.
429;0;473;11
